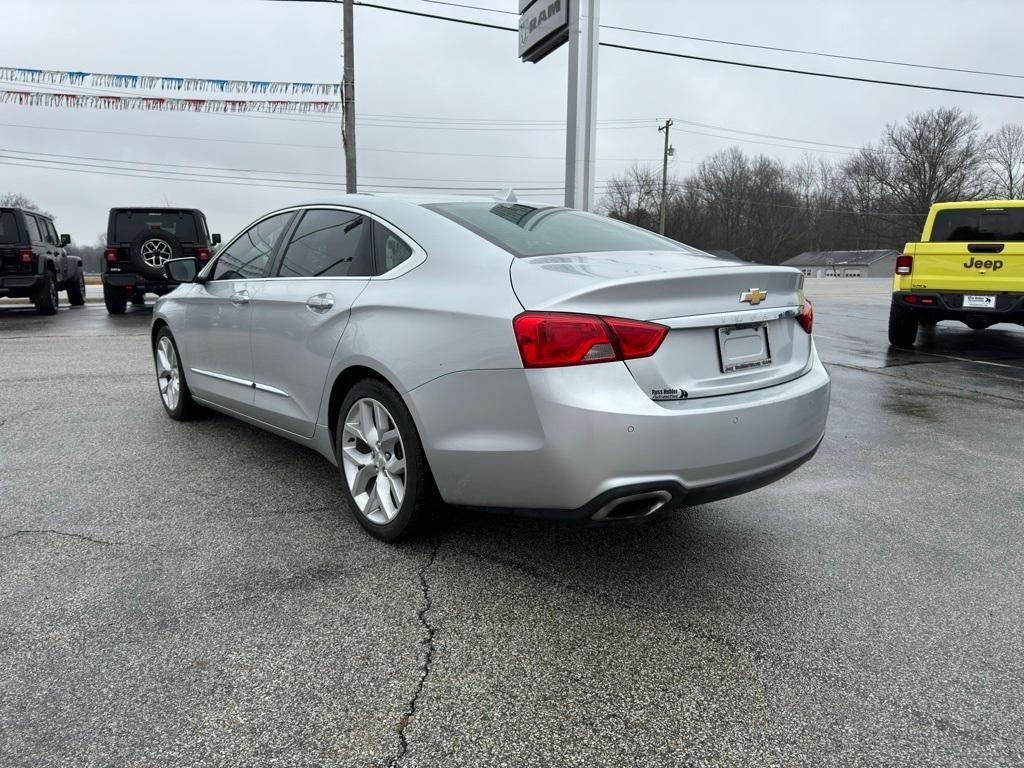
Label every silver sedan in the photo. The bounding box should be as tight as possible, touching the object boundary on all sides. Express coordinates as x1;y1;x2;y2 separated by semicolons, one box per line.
152;195;830;540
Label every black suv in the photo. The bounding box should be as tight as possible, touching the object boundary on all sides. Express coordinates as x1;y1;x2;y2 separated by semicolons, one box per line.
102;207;219;314
0;207;85;315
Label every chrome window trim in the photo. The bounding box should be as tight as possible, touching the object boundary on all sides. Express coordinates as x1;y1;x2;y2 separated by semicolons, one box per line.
200;204;427;283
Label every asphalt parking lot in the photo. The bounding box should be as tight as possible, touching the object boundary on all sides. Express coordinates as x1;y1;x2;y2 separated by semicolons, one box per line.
1;278;1022;767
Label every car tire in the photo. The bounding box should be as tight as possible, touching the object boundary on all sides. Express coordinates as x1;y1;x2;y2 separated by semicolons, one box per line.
103;283;127;315
130;229;182;280
888;301;918;348
153;328;199;421
67;270;86;306
335;379;434;542
33;271;59;316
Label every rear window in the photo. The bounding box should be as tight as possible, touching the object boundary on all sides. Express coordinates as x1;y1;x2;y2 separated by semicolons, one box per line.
114;211;198;243
0;211;18;244
426;202;690;257
930;208;1024;242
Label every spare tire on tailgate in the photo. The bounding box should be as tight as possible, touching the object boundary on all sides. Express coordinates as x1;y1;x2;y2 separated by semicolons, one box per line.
130;229;182;280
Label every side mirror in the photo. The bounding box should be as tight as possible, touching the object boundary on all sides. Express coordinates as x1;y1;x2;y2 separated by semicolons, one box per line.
165;257;199;283
211;233;222;245
60;234;71;247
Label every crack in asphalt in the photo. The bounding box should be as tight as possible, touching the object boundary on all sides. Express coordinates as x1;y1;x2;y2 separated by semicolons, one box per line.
827;361;1024;405
0;529;123;546
391;535;442;767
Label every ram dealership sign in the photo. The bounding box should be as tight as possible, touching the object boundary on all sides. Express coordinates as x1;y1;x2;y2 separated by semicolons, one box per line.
519;0;570;63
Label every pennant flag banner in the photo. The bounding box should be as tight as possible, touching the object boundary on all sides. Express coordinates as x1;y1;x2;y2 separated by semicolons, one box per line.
0;90;340;114
0;67;339;96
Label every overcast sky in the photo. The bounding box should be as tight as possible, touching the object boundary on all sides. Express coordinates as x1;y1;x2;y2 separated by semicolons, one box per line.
3;0;1023;243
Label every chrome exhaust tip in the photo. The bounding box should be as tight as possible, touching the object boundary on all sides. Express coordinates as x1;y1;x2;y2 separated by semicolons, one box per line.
591;490;673;521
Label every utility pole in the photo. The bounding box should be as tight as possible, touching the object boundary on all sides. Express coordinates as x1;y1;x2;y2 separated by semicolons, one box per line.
342;0;357;193
658;118;673;235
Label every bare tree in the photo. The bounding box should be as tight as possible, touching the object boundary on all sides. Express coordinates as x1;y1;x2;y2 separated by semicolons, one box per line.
601;164;664;231
983;123;1024;199
0;192;53;219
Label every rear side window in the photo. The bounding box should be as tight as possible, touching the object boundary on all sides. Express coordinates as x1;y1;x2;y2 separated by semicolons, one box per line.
0;211;18;244
426;202;691;257
278;209;372;278
931;208;1024;242
373;221;412;273
114;211;198;243
211;212;293;280
24;215;42;243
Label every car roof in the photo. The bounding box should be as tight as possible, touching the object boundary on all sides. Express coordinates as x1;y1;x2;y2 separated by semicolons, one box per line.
930;200;1024;211
1;207;52;218
288;193;559;209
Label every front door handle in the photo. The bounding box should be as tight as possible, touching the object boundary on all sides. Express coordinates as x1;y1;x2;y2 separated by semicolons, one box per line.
306;293;335;312
230;290;250;306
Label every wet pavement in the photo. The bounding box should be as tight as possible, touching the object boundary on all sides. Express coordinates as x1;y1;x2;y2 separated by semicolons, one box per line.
1;279;1022;767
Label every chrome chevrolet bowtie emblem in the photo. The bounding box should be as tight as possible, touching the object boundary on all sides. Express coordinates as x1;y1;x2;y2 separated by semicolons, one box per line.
740;288;767;305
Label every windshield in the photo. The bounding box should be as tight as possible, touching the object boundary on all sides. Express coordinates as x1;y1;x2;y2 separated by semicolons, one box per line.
114;211;198;243
0;210;19;244
931;208;1024;242
426;202;693;257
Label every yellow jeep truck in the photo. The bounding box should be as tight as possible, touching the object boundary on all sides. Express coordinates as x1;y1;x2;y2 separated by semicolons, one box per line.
889;200;1024;347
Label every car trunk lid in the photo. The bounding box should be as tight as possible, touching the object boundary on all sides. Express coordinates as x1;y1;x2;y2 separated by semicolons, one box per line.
510;251;811;399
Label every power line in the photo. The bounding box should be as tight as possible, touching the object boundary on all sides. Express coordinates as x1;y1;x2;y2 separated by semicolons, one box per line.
341;2;1024;101
601;24;1024;82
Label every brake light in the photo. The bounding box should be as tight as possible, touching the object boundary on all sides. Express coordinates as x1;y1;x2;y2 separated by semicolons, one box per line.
895;255;913;275
18;249;33;264
104;248;118;263
512;312;667;368
796;300;814;334
196;247;210;262
904;294;917;304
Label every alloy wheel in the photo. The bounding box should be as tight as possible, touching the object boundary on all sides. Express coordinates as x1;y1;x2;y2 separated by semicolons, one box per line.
155;336;181;411
141;238;173;268
341;397;407;525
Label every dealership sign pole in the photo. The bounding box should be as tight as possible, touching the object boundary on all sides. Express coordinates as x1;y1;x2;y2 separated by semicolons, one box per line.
520;0;600;212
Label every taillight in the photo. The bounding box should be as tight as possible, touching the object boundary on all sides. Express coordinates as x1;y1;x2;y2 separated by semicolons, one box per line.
104;248;118;263
196;247;210;262
512;312;667;368
796;300;814;334
18;248;34;264
895;255;913;275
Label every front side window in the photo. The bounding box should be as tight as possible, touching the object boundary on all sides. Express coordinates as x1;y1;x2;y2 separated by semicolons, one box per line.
426;202;694;258
373;221;413;273
277;209;372;278
211;212;292;281
42;220;58;245
24;215;41;243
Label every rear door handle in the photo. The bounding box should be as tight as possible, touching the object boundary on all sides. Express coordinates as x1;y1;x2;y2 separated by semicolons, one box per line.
230;290;250;305
968;243;1004;253
306;293;335;312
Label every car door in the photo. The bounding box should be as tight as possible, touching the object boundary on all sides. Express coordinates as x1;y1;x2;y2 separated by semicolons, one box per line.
183;211;294;414
249;207;374;438
46;219;68;279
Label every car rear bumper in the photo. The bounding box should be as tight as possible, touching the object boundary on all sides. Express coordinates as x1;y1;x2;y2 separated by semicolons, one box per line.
0;274;44;295
408;348;830;514
894;291;1024;322
102;273;178;293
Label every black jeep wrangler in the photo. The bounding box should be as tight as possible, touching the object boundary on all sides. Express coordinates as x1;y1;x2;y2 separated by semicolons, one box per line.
101;207;219;314
0;207;85;315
